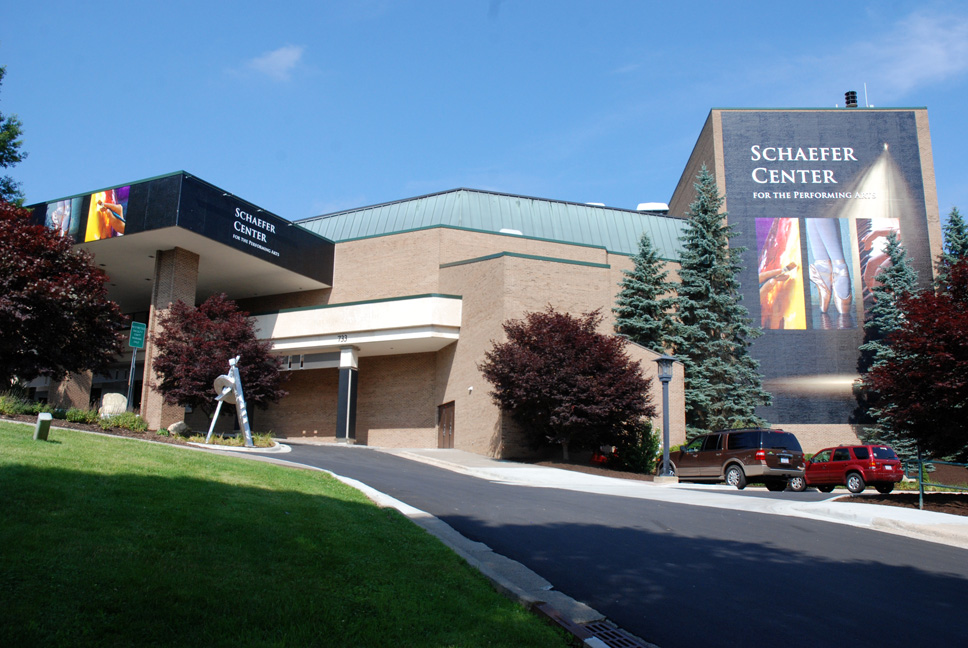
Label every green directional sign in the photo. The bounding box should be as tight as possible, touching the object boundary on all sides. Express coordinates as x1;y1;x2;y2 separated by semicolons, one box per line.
129;322;147;349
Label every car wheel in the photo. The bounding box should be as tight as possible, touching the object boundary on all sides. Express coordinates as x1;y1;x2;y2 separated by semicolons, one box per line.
787;476;806;492
817;485;835;493
846;472;866;494
765;481;785;492
725;465;747;490
875;483;894;494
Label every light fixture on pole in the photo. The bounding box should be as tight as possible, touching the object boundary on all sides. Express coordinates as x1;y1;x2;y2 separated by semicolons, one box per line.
655;354;676;478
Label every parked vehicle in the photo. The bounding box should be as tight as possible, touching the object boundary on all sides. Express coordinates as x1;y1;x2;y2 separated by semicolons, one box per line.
668;428;805;490
797;444;903;494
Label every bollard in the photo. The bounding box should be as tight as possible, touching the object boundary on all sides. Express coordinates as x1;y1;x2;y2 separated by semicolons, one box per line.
33;412;53;441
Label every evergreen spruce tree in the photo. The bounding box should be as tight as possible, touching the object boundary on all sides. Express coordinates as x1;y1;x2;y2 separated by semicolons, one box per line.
0;66;28;205
613;231;674;353
936;206;968;286
670;166;771;439
857;231;920;467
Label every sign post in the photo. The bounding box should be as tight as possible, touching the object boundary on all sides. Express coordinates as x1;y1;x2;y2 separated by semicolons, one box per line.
126;322;146;412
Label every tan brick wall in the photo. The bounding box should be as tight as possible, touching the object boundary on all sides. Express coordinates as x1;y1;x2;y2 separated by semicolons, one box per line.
141;248;199;431
239;224;688;459
776;423;863;455
49;372;93;410
915;108;944;275
439;228;608;267
328;230;443;304
438;259;508;456
258;368;340;439
357;354;437;447
668;112;718;219
238;288;332;316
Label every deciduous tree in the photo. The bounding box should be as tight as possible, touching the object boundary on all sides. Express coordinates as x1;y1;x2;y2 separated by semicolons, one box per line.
864;258;968;461
0;201;125;388
669;166;770;438
855;231;920;464
479;307;654;460
151;293;287;417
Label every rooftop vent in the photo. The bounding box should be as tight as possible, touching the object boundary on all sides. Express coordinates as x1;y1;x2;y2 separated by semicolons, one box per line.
637;202;669;213
845;90;858;108
584;202;605;207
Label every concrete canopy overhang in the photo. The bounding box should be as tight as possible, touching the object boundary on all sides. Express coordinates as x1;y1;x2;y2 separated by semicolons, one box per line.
80;227;331;313
251;294;462;360
28;172;334;313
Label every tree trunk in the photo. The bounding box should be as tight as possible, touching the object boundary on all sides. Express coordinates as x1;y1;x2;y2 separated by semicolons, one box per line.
561;440;570;462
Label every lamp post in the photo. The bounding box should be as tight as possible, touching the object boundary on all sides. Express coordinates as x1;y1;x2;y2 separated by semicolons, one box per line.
655;354;676;478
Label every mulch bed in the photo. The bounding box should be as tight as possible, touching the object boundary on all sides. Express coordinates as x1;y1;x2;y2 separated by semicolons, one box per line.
847;492;968;517
5;413;190;445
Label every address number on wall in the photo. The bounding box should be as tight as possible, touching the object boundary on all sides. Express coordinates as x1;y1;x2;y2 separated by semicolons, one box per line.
337;334;348;343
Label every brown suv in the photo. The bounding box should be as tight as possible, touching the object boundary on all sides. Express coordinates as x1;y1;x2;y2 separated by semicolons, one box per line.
669;428;806;491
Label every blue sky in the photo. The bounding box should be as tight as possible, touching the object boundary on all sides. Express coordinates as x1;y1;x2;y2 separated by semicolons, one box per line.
4;1;967;225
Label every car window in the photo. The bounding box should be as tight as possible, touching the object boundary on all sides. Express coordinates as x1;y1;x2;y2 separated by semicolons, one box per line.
684;437;704;452
763;431;802;452
852;447;870;460
702;435;723;451
726;432;757;450
832;448;850;461
873;447;898;460
811;450;832;463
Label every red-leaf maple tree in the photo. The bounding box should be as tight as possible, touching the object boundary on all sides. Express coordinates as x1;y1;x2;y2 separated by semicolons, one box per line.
0;201;125;388
151;293;287;417
479;307;655;459
865;258;968;461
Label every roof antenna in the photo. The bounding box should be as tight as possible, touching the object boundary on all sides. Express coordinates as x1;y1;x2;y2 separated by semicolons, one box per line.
864;82;869;108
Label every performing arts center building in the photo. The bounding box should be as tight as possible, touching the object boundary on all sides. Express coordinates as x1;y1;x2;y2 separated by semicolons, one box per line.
26;106;944;457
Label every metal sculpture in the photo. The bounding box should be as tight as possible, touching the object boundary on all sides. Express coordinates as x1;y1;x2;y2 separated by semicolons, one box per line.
205;356;254;447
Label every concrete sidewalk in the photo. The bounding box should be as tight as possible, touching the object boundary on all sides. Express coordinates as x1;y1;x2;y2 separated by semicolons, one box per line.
377;447;968;551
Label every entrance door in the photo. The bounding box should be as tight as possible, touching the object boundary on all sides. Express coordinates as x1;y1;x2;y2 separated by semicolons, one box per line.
437;402;455;449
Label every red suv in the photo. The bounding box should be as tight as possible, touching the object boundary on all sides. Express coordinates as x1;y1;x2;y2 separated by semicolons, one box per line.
799;445;903;494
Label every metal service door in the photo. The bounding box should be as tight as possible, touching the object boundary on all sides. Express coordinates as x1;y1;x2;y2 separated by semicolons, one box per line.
437;402;455;449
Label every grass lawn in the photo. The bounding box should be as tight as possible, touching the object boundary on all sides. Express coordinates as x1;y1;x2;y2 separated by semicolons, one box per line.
0;422;571;647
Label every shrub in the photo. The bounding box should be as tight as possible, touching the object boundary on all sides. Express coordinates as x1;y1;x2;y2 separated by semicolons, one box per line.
608;421;660;474
66;408;100;424
186;432;275;448
0;392;30;416
99;411;148;432
24;401;53;416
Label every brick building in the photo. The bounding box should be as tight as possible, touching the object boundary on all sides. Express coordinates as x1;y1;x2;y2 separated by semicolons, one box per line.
25;106;943;455
27;176;687;457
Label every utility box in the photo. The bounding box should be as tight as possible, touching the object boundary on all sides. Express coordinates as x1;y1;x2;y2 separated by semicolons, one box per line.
33;412;53;441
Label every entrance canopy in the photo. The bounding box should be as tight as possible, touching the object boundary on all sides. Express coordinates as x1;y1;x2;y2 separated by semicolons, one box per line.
28;172;335;312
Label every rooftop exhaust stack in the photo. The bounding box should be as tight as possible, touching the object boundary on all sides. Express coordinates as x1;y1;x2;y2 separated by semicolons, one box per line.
845;90;858;108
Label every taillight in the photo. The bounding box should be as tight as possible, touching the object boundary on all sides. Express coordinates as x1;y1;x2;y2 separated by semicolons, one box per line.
755;450;766;461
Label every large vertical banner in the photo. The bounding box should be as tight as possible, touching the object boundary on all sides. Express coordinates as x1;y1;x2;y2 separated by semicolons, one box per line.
721;110;934;423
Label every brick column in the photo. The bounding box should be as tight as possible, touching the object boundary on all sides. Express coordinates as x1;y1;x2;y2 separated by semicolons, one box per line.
49;371;93;410
140;248;199;431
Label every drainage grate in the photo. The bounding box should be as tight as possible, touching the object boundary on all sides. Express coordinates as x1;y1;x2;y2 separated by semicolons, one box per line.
581;620;655;648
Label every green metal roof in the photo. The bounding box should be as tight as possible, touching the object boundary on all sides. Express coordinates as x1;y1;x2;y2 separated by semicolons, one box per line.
296;188;685;260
